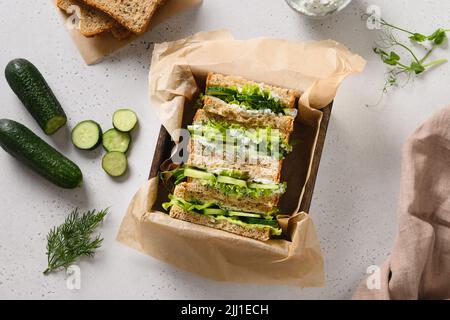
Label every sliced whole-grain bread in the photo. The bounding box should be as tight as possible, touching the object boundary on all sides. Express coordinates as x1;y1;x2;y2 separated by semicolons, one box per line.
203;96;295;135
169;205;271;241
189;109;284;183
111;25;132;40
57;0;131;39
81;0;164;34
199;100;293;140
170;185;272;241
188;139;283;183
179;180;281;214
57;0;113;36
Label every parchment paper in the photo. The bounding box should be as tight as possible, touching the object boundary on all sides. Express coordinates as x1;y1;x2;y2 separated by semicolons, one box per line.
52;0;202;65
117;30;365;286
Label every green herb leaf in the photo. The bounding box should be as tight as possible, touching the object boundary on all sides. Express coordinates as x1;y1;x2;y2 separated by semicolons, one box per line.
409;33;427;42
382;51;401;65
372;20;449;99
409;62;426;74
374;48;399;66
43;208;108;275
205;85;287;114
428;28;447;45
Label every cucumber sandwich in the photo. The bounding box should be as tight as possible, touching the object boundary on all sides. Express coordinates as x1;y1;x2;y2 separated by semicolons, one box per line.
162;73;299;241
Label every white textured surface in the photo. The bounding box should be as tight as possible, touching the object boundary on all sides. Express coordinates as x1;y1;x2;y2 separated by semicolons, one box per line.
0;0;449;299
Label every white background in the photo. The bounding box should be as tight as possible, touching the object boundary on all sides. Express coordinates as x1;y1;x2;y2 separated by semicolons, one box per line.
0;0;449;299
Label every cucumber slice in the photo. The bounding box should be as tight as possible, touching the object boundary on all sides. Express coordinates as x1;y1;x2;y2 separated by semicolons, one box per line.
217;175;247;187
102;128;131;153
228;211;261;218
206;87;236;96
184;168;215;180
203;208;226;215
102;152;127;177
248;183;280;190
113;109;138;132
242;217;279;227
71;120;102;150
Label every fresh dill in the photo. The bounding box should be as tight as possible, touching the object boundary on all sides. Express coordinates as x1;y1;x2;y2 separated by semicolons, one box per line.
43;208;109;275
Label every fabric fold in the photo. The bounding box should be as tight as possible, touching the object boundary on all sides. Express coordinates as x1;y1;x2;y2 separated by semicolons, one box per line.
354;105;450;300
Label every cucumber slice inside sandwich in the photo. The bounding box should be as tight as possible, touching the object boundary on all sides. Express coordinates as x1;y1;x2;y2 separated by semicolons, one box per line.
217;175;247;187
242;217;279;227
248;182;279;190
228;211;261;218
203;208;226;215
184;168;215;180
102;128;131;153
113;109;138;132
206;87;237;96
102;152;127;177
71;120;102;150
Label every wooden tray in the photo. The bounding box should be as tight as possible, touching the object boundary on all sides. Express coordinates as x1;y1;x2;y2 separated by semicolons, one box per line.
149;103;332;214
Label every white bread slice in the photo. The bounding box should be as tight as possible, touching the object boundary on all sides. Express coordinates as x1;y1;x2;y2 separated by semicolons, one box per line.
80;0;165;34
202;96;294;138
170;184;272;241
206;72;300;109
180;180;280;214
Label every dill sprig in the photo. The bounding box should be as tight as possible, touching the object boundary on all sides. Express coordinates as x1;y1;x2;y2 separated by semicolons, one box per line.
43;208;109;275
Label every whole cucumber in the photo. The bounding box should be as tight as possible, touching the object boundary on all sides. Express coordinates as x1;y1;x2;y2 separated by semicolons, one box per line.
0;119;82;189
5;59;67;135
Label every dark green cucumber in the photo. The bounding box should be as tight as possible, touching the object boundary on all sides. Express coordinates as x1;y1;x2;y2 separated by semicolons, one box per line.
0;119;82;188
5;59;67;135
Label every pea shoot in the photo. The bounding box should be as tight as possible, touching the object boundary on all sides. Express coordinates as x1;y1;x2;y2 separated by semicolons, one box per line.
371;18;449;99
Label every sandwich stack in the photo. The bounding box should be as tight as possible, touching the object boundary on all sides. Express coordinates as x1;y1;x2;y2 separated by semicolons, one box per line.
56;0;166;40
163;73;300;241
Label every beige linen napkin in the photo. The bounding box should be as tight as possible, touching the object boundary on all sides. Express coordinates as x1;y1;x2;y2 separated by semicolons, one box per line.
353;106;450;300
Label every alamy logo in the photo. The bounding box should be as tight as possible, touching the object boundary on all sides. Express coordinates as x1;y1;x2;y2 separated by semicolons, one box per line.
168;127;286;165
65;5;81;31
66;265;81;290
365;5;382;30
366;265;381;290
